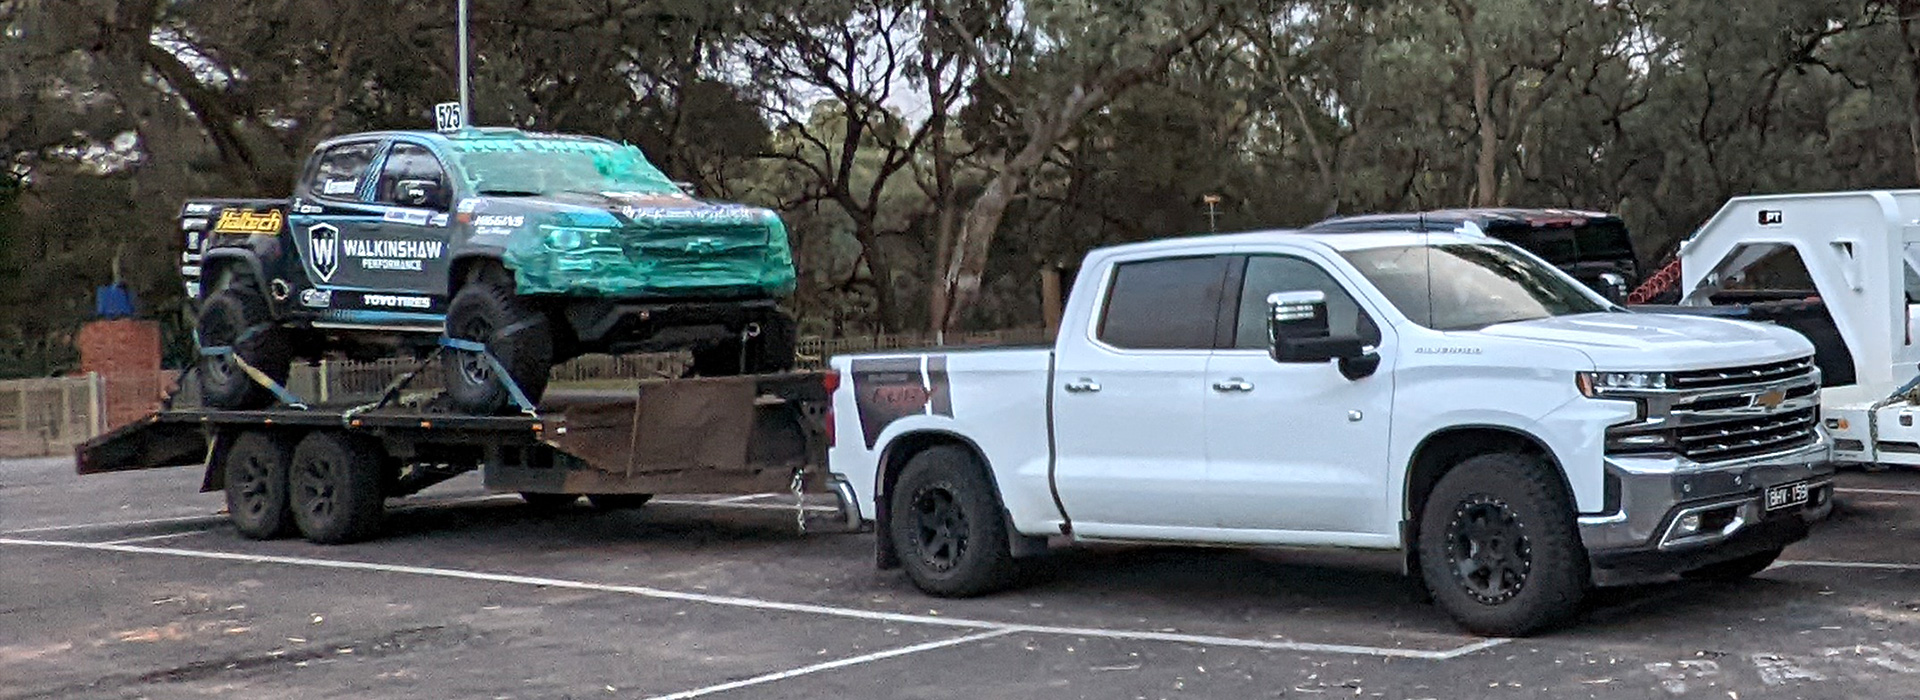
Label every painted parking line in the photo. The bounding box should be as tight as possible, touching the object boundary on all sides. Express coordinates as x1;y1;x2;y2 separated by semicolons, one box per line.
0;538;1505;661
642;629;1015;700
99;531;211;546
1836;487;1920;497
0;514;227;536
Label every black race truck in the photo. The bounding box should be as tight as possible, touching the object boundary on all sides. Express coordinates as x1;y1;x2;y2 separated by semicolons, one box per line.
182;127;798;414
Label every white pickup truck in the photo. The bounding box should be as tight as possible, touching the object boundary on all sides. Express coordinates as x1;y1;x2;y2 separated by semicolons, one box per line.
826;228;1835;636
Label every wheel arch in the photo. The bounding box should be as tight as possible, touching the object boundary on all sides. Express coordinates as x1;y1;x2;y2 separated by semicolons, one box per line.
873;430;1039;569
1402;424;1574;567
447;253;510;298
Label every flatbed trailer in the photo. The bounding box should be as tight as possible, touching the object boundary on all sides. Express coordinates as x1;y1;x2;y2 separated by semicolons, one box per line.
75;370;859;544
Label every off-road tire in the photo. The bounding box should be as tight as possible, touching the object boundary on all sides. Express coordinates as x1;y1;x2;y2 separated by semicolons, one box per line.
690;310;797;377
1417;452;1589;637
196;281;292;410
587;493;653;510
443;271;553;415
288;431;387;545
889;446;1018;597
223;431;296;540
1681;547;1784;582
519;493;579;510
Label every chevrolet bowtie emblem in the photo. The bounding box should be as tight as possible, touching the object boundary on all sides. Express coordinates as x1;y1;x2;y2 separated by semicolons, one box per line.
1752;389;1787;409
684;237;719;253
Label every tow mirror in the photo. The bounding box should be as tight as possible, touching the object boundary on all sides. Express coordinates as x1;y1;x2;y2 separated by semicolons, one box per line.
396;179;442;209
1593;272;1628;304
1267;291;1378;379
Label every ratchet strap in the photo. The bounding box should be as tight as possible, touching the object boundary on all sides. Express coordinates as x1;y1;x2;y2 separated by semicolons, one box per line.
195;326;309;410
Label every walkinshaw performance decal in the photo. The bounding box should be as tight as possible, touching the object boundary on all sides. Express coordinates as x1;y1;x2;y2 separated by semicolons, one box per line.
850;355;952;449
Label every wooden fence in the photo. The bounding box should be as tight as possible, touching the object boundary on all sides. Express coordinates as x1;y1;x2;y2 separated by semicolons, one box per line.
0;374;102;458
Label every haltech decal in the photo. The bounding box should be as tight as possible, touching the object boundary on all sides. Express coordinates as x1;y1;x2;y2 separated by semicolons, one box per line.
850;356;952;449
212;209;284;235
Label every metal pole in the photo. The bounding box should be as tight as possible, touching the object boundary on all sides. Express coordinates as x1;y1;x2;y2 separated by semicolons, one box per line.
87;372;101;438
458;0;471;129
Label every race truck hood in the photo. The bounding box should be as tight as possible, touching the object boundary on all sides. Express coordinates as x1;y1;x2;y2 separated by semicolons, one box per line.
469;191;797;299
1473;311;1814;371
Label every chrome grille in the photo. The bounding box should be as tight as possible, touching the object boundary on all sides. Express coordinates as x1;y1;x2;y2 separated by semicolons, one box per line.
1675;407;1818;462
1671;357;1815;390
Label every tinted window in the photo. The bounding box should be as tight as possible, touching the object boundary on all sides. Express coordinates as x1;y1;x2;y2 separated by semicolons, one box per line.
1342;244;1608;331
1234;256;1379;349
377;144;450;209
308;142;380;201
1097;256;1229;350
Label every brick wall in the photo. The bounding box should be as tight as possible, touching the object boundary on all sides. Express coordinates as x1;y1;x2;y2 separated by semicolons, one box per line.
76;319;163;431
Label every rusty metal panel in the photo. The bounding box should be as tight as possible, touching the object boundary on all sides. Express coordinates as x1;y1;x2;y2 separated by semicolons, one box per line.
552;376;760;477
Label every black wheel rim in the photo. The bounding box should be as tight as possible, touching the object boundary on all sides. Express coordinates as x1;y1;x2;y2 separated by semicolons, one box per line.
296;455;339;522
200;308;238;385
1445;495;1532;604
456;315;494;386
909;485;968;572
233;453;273;519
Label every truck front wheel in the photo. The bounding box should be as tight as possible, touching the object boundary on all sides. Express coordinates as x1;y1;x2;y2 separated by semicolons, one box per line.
443;272;553;415
1417;453;1589;637
196;282;292;410
888;447;1018;597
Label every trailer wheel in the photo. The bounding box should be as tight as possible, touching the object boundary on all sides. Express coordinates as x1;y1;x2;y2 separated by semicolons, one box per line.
889;446;1018;597
223;432;295;540
1681;547;1784;582
587;493;652;510
289;431;387;544
197;281;292;410
1417;453;1589;637
443;269;553;415
519;492;578;510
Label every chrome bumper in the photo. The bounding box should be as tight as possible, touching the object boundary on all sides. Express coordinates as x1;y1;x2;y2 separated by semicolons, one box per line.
1578;435;1833;580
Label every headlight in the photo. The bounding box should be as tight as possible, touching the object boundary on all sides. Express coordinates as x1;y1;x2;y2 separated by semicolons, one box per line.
1604;426;1675;454
1577;371;1672;397
540;225;618;252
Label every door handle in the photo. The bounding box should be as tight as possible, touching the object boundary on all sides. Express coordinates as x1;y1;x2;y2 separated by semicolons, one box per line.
1064;379;1101;393
1212;378;1255;393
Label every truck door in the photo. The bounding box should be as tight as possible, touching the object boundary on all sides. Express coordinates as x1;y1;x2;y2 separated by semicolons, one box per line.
287;140;387;319
1202;252;1398;539
359;142;456;319
1050;253;1229;536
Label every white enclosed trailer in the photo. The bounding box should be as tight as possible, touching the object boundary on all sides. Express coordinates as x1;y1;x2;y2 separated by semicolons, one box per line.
1674;190;1920;466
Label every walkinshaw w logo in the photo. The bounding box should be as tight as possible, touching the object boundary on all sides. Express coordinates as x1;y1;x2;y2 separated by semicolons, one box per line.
308;223;340;283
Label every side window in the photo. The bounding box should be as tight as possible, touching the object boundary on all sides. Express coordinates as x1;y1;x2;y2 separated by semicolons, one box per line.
377;144;450;210
1097;256;1229;350
307;142;380;201
1235;255;1380;349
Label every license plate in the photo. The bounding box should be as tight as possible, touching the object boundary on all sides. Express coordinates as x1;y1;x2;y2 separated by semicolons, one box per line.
1765;480;1812;511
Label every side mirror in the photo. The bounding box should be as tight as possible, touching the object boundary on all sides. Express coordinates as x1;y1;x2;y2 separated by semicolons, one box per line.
1593;272;1628;304
396;179;443;209
1268;291;1366;363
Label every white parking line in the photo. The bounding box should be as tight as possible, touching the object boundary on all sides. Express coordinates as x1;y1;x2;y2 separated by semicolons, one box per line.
99;531;210;545
712;494;777;503
0;514;226;536
651;499;840;513
642;629;1014;700
0;538;1505;661
1778;560;1920;571
1836;487;1920;497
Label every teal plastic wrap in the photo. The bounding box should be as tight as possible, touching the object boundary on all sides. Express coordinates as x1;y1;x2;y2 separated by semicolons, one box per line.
502;204;797;298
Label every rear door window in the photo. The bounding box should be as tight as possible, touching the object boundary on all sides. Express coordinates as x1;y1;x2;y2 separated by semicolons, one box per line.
1096;256;1230;350
307;142;380;201
376;144;451;210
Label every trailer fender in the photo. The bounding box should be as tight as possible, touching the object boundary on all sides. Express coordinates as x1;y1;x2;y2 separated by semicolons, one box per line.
201;429;234;493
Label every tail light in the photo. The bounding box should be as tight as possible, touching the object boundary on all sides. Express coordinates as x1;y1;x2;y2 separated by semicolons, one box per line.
822;370;840;447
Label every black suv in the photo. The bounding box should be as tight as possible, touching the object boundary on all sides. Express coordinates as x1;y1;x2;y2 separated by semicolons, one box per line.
1306;208;1642;301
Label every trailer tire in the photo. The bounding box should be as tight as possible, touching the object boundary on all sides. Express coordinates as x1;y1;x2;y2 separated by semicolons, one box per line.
223;432;295;540
587;494;652;510
1417;453;1589;637
197;282;292;410
1681;547;1783;582
519;492;579;510
690;310;797;377
289;432;387;544
443;272;553;415
889;446;1018;597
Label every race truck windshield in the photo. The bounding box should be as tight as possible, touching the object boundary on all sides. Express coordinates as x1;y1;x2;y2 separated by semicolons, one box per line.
452;141;682;197
1342;243;1609;331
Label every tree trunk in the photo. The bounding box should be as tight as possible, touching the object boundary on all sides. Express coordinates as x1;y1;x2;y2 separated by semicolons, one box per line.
848;213;901;333
1902;0;1920;186
1471;55;1498;207
937;167;1026;333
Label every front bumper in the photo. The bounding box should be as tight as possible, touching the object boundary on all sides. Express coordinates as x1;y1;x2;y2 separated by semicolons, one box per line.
1578;434;1834;585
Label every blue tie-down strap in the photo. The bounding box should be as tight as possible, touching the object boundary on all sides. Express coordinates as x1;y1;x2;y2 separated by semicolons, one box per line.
438;335;539;415
194;326;309;410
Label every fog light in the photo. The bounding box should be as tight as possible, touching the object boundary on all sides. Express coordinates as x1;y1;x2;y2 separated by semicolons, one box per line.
1677;513;1702;535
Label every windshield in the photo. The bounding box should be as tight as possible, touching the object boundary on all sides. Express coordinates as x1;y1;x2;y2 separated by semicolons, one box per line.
1341;243;1610;331
450;140;682;197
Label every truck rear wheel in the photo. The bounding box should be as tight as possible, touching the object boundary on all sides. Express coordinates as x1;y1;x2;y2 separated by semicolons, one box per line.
196;281;292;410
1417;453;1589;637
289;431;387;544
223;432;295;540
889;446;1018;597
690;311;797;377
443;273;553;415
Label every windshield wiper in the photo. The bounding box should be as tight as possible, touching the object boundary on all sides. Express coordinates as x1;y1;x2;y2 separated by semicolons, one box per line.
478;189;541;197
